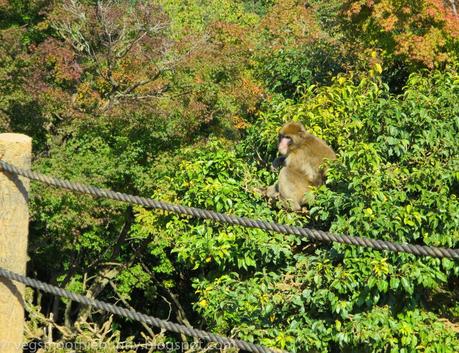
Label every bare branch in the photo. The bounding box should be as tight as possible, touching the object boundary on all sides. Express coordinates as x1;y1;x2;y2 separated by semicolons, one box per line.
448;0;458;16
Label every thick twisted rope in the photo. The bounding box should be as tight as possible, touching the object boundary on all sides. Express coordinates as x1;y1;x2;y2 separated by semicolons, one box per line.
0;267;281;353
1;160;458;259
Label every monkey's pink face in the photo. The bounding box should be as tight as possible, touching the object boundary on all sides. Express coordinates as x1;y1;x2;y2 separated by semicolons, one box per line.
278;136;292;155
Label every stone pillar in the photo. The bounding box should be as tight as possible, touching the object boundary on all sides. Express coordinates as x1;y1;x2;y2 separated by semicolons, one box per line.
0;133;31;353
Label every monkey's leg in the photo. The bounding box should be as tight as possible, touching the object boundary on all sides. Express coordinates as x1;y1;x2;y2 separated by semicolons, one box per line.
283;198;302;211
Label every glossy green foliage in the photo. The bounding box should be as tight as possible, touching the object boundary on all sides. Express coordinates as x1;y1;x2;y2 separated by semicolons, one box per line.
220;69;458;351
127;71;459;353
255;42;345;98
132;139;303;273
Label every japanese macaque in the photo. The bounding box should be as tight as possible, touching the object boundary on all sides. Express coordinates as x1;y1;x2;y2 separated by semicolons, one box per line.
266;122;336;211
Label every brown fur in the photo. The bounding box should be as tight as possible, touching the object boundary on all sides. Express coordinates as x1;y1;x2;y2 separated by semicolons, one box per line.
267;122;336;211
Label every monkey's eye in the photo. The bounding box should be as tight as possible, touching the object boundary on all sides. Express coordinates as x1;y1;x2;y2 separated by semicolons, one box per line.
278;134;292;144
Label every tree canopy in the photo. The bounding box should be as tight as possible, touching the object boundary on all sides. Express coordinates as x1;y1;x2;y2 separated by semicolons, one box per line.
1;0;458;352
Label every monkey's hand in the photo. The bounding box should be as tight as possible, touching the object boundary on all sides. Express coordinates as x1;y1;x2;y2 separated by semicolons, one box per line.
298;206;309;215
266;184;279;199
252;187;266;197
271;156;286;170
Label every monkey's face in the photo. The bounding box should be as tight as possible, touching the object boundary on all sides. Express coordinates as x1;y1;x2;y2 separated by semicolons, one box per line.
278;122;305;155
278;134;292;155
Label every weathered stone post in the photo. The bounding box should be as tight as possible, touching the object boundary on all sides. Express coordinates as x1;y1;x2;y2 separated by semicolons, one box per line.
0;133;31;353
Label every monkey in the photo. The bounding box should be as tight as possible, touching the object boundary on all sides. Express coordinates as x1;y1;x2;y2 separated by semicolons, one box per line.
266;121;336;211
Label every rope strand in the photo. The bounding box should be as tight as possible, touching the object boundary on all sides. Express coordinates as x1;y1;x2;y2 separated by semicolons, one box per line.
1;160;458;259
0;267;281;353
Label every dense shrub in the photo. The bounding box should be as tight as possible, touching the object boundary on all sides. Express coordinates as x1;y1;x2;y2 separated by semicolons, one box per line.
169;69;458;352
255;42;345;98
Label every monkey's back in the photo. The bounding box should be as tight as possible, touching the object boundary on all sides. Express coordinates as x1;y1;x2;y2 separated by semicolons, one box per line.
302;133;336;162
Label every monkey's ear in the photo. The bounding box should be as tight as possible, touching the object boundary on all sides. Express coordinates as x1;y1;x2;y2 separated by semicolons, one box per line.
299;123;307;133
298;123;308;138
